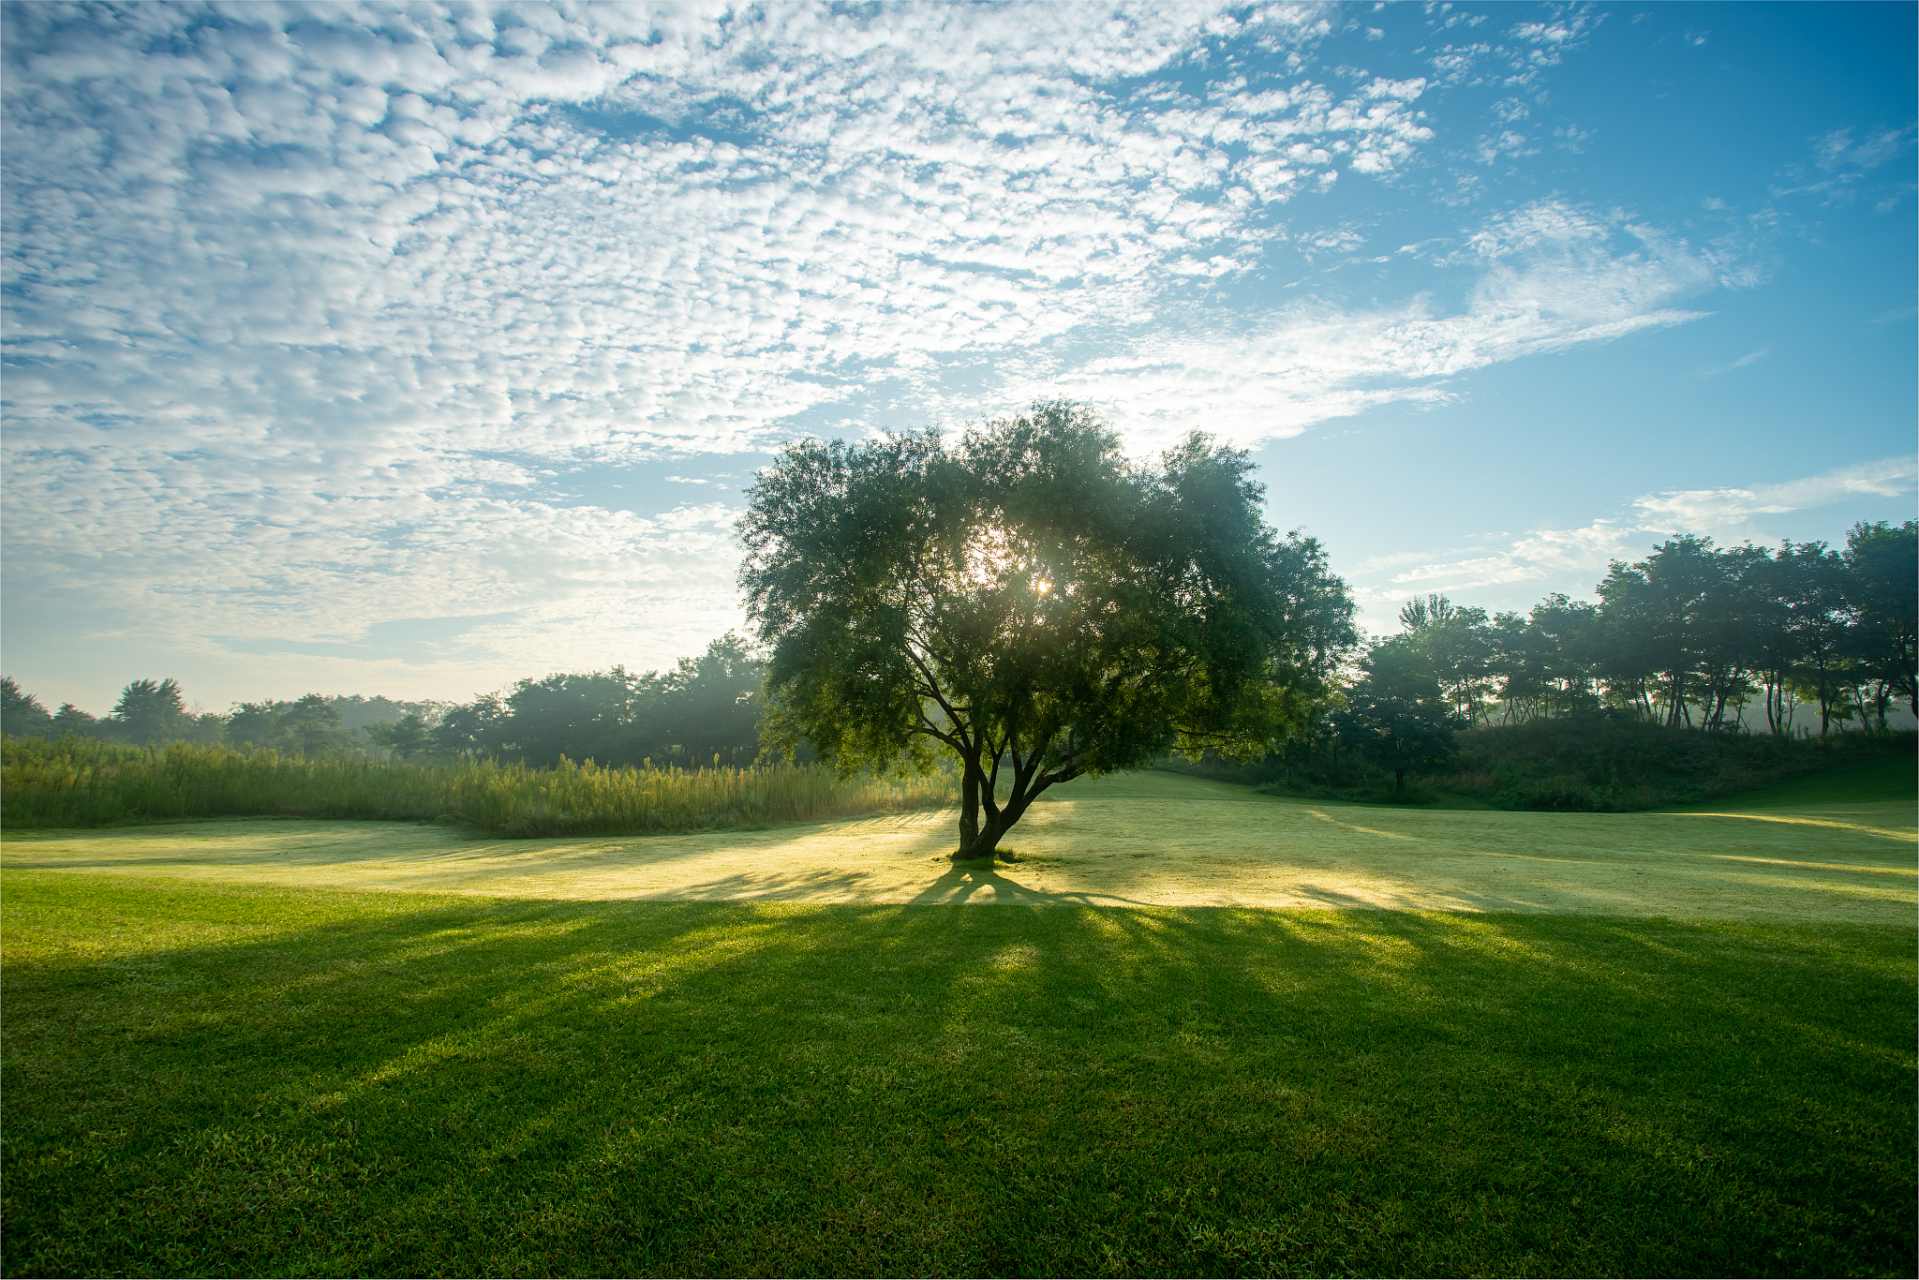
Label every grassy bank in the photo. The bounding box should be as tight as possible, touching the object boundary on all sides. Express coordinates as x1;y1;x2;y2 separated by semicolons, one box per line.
1437;720;1917;811
0;737;955;838
1194;721;1918;811
4;873;1912;1277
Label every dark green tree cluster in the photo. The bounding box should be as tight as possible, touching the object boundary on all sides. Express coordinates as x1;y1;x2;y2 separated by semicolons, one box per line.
2;676;226;747
374;634;766;768
1;677;434;756
1331;640;1458;794
227;695;357;756
2;640;761;767
1355;521;1916;740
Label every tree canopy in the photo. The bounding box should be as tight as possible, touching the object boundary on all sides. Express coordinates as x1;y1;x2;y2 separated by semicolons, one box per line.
1335;637;1459;793
739;400;1356;859
1344;520;1918;743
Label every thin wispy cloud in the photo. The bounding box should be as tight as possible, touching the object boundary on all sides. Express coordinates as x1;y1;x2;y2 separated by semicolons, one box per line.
1697;347;1769;377
1352;456;1919;614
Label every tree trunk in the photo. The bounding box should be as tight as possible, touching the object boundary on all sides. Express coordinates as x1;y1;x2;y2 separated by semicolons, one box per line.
955;809;1008;861
952;749;1065;860
958;764;980;852
1394;766;1405;794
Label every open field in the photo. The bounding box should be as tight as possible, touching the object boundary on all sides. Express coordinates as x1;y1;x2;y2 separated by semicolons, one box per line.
6;762;1914;922
3;767;1914;1276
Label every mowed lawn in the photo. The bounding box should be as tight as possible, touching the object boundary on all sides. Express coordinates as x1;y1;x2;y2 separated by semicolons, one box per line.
2;772;1914;1276
6;758;1915;922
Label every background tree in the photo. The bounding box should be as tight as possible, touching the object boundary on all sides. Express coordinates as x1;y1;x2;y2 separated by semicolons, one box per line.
740;401;1355;860
110;678;190;746
1775;541;1856;735
434;693;509;759
645;634;767;766
497;669;646;766
227;701;284;751
1692;544;1766;731
1843;519;1918;724
50;702;102;738
1;678;54;739
1399;594;1495;725
366;712;436;761
1597;537;1720;727
279;694;352;757
1336;637;1458;793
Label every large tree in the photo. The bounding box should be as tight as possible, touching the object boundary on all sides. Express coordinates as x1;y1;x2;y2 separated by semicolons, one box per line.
739;401;1355;860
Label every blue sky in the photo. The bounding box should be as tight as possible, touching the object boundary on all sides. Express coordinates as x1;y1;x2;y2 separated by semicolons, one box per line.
4;1;1914;713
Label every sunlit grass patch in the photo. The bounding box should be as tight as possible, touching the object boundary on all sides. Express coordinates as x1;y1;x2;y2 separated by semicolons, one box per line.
3;872;1912;1277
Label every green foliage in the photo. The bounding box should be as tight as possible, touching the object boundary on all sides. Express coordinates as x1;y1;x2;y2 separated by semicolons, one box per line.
1845;519;1919;725
1334;637;1458;792
49;700;101;737
1380;522;1918;738
0;737;953;838
370;635;768;769
739;400;1355;857
363;711;435;761
1;676;52;739
1430;718;1917;811
229;694;440;756
110;677;190;745
4;877;1911;1276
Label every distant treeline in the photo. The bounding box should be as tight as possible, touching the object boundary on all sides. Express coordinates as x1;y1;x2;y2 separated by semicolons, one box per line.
0;635;769;769
3;524;1913;794
1227;519;1918;805
1350;519;1916;737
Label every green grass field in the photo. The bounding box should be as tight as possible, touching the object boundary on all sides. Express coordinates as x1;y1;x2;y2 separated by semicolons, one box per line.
3;768;1914;1276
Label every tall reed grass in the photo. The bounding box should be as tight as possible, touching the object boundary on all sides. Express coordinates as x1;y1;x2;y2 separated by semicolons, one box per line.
0;737;956;837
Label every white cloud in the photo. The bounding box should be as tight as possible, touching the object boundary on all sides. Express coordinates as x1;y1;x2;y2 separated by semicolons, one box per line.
1352;456;1919;614
1776;125;1917;207
0;2;1741;700
1632;456;1919;530
995;199;1725;452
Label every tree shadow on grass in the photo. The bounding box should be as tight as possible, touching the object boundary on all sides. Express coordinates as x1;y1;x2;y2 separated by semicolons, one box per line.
2;880;1913;1278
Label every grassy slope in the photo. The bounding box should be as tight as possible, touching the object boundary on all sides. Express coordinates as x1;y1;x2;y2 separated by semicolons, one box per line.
3;873;1914;1278
1684;751;1916;810
1436;722;1916;812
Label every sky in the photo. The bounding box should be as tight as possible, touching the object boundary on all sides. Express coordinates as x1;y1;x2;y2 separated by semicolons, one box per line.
3;1;1914;715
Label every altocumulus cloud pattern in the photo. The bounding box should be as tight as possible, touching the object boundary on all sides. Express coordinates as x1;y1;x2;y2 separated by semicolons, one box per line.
2;2;1882;701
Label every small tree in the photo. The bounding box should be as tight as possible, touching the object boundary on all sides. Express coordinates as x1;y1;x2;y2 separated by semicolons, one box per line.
111;678;190;745
227;701;284;751
50;702;102;738
367;712;436;761
1339;638;1457;793
740;401;1355;860
279;694;351;757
